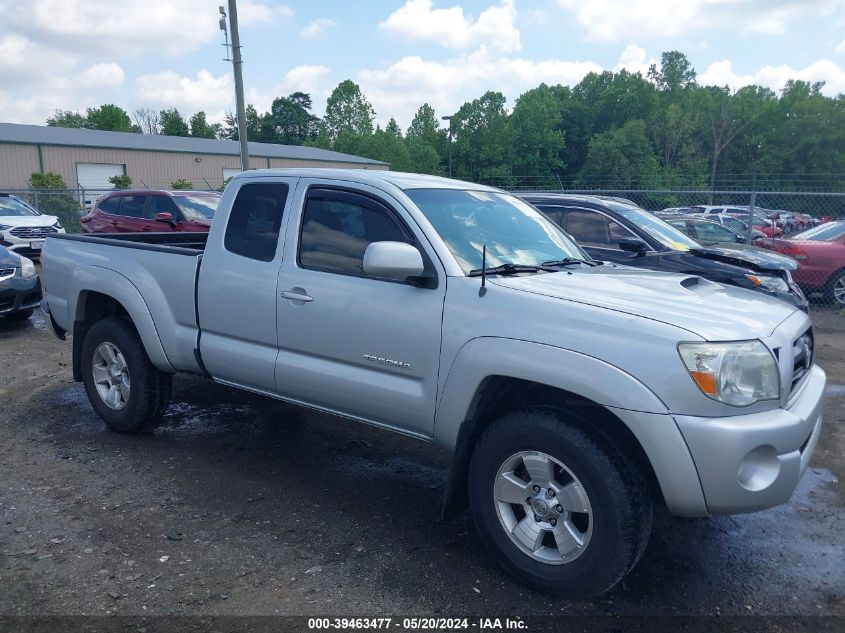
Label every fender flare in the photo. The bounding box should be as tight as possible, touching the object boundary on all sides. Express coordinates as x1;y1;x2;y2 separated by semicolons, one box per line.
435;337;707;519
70;266;174;375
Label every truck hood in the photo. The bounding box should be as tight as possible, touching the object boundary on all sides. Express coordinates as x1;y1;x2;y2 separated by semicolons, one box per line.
0;215;58;227
492;265;796;340
688;244;798;271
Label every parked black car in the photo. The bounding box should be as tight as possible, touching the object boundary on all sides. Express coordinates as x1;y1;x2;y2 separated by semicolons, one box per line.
0;245;41;321
521;194;808;310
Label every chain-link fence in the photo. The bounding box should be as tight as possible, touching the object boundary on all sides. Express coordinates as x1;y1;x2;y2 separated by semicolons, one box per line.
513;188;845;312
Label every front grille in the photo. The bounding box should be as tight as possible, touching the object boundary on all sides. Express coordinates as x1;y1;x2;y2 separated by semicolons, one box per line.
790;327;814;397
9;226;57;239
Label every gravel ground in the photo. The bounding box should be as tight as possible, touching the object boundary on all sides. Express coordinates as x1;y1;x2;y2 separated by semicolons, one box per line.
0;308;843;619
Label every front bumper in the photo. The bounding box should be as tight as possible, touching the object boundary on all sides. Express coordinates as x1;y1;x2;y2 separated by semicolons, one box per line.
674;364;826;514
0;274;42;316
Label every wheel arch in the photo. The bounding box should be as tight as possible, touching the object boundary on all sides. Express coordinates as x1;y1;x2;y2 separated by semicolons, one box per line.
70;267;174;380
435;338;702;520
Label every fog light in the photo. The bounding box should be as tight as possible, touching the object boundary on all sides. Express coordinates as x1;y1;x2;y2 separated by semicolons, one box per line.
737;445;780;492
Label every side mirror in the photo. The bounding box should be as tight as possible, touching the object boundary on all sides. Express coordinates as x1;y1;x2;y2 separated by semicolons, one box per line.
155;212;177;227
363;241;425;283
618;237;649;254
736;234;747;243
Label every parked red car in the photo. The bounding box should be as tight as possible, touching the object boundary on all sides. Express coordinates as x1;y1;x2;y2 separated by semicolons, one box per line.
758;221;845;306
81;190;220;234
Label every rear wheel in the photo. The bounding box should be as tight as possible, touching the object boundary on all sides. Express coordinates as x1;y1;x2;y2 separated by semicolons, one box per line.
80;318;172;432
468;407;652;598
826;270;845;307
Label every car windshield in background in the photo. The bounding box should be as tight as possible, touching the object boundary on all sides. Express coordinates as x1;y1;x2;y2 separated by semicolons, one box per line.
173;195;219;221
405;189;585;273
610;204;700;251
0;196;40;217
794;222;845;241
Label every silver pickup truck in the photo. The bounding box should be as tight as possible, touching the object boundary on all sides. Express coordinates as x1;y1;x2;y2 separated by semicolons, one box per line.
41;169;825;598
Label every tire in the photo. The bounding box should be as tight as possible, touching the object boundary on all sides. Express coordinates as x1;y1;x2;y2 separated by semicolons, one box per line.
825;270;845;308
468;407;652;599
80;318;172;432
5;309;33;321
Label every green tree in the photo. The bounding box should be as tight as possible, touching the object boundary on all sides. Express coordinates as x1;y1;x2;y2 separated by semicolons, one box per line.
452;91;512;182
319;80;376;145
648;51;697;92
268;92;320;145
510;84;565;181
28;172;81;233
189;111;217;139
108;174;132;189
160;108;191;136
361;118;413;171
46;110;88;128
577;120;661;188
86;104;135;132
406;103;445;175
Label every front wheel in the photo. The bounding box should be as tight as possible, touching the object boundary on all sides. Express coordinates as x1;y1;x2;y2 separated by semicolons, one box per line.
80;318;172;432
468;407;652;598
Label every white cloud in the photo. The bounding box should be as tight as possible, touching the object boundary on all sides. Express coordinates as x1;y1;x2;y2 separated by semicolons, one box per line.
699;58;845;95
380;0;521;53
300;18;337;38
135;69;233;110
556;0;845;43
612;44;657;75
359;48;600;128
76;63;125;89
0;0;283;57
0;35;77;80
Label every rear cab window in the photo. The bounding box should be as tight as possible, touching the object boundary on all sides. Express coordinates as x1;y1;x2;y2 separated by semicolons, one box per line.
224;183;289;262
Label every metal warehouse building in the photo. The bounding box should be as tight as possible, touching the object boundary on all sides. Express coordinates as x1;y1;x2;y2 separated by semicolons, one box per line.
0;122;388;195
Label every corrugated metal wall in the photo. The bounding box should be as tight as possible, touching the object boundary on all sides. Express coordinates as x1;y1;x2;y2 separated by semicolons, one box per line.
0;143;387;189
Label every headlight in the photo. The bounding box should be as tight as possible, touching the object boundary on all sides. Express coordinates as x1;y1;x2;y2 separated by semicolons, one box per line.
678;340;779;406
746;274;788;293
18;256;37;279
53;221;63;230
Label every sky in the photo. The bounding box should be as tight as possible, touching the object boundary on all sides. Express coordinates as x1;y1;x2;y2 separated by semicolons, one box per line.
1;0;844;131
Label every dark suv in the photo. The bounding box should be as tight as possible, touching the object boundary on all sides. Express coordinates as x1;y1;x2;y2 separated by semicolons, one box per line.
81;190;220;234
522;194;807;310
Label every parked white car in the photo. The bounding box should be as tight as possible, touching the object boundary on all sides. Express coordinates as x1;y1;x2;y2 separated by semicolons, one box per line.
0;194;66;257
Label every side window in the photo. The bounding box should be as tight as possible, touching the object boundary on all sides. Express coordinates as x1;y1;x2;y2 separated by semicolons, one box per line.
117;196;147;219
149;196;181;218
695;221;734;241
536;205;565;228
299;189;412;278
224;182;289;262
667;219;692;237
564;209;633;249
97;196;122;215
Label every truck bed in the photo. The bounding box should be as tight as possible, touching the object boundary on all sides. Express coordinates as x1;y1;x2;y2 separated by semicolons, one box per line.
42;232;207;375
51;231;209;254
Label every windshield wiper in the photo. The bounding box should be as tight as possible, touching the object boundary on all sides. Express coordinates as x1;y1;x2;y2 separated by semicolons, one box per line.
542;257;603;267
468;262;557;277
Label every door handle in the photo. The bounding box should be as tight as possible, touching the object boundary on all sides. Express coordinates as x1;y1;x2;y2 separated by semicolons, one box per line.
280;290;314;303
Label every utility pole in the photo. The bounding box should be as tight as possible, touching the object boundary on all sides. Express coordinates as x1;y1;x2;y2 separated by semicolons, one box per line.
441;115;453;178
220;1;249;170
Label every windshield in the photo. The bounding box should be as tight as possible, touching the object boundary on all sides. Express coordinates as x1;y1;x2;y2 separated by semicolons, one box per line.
405;189;586;273
794;222;845;242
612;205;699;251
0;196;40;217
173;194;219;221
